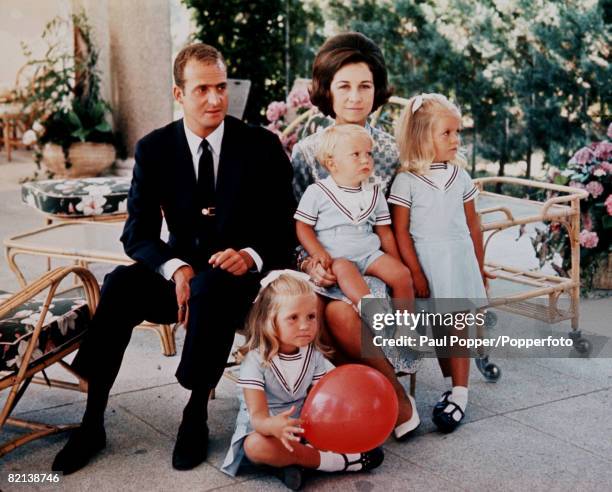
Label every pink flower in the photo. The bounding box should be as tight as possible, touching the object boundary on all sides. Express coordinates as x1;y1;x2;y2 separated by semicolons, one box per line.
601;162;612;174
281;132;298;152
581;212;592;231
266;101;287;123
569;147;594;166
593;141;612;161
579;230;599;249
585;181;604;198
287;87;312;109
607;122;612;139
605;195;612;216
592;167;606;177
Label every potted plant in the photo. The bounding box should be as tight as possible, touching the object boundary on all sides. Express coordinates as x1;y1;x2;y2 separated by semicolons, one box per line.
20;11;118;178
531;123;612;293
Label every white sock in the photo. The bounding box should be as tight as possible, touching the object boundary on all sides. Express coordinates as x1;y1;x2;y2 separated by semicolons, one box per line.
317;450;362;472
448;385;468;412
443;376;452;389
357;293;376;313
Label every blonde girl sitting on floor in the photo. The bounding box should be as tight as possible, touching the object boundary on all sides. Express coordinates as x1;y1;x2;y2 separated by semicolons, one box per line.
221;270;384;489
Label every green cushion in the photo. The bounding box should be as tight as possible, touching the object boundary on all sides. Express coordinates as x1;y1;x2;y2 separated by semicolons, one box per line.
0;291;90;372
21;177;130;217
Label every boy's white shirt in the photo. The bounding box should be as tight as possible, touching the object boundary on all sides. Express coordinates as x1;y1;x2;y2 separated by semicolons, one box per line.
322;176;375;220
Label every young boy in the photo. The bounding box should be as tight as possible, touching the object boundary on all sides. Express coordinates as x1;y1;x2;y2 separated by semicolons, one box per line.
294;124;413;312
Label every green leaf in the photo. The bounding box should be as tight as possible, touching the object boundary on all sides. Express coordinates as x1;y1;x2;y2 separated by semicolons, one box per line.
94;121;111;133
603;216;612;230
553;174;569;185
71;128;89;141
66;111;82;128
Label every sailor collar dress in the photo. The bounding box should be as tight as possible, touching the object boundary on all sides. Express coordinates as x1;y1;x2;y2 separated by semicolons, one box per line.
221;345;330;477
388;163;487;300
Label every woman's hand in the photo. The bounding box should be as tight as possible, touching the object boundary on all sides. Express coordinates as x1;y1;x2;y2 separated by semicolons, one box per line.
413;271;430;298
302;257;336;287
268;406;304;452
481;268;496;289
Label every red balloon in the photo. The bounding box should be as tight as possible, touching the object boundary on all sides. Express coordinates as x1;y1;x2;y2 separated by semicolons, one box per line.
301;364;398;453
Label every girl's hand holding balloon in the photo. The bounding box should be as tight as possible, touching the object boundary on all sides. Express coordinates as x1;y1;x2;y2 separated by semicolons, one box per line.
269;405;304;452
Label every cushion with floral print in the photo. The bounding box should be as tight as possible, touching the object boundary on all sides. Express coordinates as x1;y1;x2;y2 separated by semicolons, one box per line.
0;291;90;372
21;177;130;217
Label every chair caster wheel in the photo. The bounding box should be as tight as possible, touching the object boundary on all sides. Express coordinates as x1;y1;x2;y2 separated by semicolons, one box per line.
475;357;501;382
484;310;497;329
573;338;592;356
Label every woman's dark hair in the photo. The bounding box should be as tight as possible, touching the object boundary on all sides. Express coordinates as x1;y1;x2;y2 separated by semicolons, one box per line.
310;32;393;118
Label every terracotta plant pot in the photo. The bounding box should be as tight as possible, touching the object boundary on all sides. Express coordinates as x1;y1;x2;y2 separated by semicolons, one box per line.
42;142;116;178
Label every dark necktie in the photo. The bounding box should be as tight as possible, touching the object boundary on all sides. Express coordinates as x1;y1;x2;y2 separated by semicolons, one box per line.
198;141;215;209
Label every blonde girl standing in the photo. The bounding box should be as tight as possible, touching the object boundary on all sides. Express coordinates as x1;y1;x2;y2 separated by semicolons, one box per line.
389;94;492;433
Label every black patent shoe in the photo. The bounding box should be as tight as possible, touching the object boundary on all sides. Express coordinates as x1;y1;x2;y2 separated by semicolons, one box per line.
343;447;384;472
432;400;465;433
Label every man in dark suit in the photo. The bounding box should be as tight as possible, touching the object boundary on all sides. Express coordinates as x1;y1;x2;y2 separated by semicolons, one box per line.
52;43;296;474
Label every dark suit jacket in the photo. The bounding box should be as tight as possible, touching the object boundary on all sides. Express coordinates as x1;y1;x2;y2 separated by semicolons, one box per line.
120;116;297;274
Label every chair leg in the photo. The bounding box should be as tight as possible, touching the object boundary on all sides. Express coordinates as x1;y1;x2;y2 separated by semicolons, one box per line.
1;420;78;458
161;324;177;356
0;376;33;427
409;373;416;397
2;117;12;162
136;323;177;356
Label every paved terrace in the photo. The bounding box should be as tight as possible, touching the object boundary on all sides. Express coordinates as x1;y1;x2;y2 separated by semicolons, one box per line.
1;151;611;491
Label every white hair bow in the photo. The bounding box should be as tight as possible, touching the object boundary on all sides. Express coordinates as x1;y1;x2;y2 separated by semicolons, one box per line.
259;269;312;290
411;93;429;114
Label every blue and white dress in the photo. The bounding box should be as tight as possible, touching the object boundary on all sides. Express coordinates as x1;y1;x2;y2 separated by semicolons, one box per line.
221;345;331;477
388;164;487;300
295;176;391;275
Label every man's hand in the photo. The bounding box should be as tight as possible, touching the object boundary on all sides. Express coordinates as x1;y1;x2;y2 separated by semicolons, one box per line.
173;265;195;327
209;248;254;276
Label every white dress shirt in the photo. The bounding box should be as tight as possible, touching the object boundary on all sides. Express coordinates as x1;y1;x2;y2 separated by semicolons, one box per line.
157;120;263;281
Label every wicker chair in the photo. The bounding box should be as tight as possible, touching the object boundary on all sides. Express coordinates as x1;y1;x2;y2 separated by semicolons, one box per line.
0;265;99;457
0;64;39;161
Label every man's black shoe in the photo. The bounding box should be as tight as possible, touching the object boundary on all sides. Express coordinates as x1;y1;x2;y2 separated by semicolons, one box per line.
51;425;106;475
172;418;209;470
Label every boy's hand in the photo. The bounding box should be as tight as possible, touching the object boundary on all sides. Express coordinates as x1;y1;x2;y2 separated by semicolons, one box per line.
413;272;430;298
312;252;332;270
269;405;304;452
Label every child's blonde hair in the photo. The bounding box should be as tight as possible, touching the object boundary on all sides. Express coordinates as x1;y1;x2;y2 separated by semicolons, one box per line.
316;124;374;171
243;272;331;364
395;93;467;175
